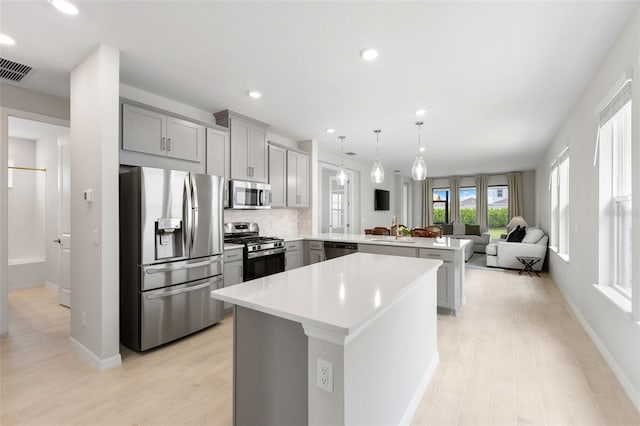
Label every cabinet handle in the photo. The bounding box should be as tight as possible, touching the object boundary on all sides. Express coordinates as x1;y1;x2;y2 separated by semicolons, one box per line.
167;138;172;152
239;266;243;281
247;166;251;177
161;137;166;151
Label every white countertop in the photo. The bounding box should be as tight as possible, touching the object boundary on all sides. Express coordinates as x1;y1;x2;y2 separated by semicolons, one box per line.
282;233;471;251
211;252;441;338
223;243;244;250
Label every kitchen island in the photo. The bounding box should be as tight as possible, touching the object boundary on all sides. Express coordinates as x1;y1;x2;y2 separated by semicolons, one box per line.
211;252;442;426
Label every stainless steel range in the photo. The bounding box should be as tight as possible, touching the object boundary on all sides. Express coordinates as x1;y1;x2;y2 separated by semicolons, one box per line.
224;222;285;281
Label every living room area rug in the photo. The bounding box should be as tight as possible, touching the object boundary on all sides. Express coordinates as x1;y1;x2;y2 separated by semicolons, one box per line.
465;254;505;271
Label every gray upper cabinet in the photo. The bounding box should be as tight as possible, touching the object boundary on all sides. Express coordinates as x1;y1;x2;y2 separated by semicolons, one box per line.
215;110;269;183
287;151;309;208
122;103;204;163
268;145;287;208
206;127;230;207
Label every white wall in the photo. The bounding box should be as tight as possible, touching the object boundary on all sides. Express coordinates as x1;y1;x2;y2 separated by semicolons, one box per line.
69;45;121;370
0;84;70;335
7;137;44;261
317;149;396;234
536;5;640;409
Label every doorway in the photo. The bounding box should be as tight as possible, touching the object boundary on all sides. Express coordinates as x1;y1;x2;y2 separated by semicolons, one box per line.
4;114;70;338
320;162;357;234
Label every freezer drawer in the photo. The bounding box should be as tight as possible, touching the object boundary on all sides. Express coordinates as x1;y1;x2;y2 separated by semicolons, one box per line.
140;276;223;351
141;255;223;291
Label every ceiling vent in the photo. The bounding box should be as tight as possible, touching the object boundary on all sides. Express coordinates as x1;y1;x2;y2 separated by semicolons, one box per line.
0;57;32;82
345;152;357;156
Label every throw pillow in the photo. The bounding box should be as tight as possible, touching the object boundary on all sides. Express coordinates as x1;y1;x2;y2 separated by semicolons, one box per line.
465;224;481;236
522;227;544;244
452;222;466;235
441;223;453;235
506;225;526;243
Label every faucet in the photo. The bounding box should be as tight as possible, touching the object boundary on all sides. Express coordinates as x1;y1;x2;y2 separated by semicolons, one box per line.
392;215;399;240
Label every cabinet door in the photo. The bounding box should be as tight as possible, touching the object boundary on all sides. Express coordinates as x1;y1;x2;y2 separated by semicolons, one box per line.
285;249;302;271
248;126;267;182
223;259;243;310
165;116;203;162
309;249;324;264
207;128;229;207
296;152;309;207
286;151;297;207
121;104;166;156
437;262;453;309
269;145;287;208
230;118;250;180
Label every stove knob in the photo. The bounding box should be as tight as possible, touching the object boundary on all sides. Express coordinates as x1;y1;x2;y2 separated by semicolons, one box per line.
257;245;261;250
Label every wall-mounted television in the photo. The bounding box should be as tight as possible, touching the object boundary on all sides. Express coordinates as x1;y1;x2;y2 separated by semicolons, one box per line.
374;189;390;211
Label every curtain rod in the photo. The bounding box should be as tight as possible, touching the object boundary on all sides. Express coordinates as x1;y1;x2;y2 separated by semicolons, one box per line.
8;166;46;172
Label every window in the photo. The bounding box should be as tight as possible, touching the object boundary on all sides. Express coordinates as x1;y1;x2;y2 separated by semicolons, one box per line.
599;88;632;297
550;154;570;259
459;187;476;224
487;185;508;238
432;189;449;224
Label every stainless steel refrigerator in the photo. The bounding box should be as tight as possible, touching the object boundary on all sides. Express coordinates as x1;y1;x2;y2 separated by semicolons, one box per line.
119;166;224;351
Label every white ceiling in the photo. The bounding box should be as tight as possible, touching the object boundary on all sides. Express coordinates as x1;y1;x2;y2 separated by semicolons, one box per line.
0;1;636;177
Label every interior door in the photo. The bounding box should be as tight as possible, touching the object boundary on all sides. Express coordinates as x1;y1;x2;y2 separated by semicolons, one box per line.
329;176;351;233
57;135;71;307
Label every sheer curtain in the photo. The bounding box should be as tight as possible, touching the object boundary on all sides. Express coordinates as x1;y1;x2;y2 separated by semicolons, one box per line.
449;176;460;223
421;178;433;226
475;174;488;228
507;172;523;219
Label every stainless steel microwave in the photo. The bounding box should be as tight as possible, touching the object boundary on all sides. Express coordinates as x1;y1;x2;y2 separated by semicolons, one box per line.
230;180;271;209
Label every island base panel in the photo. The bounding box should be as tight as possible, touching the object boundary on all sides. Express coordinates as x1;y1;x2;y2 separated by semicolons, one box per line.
233;306;308;426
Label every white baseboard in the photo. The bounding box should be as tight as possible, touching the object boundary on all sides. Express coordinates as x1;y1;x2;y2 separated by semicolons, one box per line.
8;281;46;290
555;284;640;412
400;351;440;425
68;337;122;372
45;281;58;292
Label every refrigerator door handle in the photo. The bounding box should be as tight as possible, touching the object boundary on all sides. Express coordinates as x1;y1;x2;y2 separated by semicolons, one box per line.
144;278;220;300
191;174;198;254
144;256;222;274
184;176;193;255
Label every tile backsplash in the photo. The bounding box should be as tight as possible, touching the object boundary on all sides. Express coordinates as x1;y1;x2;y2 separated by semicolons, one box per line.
224;209;308;237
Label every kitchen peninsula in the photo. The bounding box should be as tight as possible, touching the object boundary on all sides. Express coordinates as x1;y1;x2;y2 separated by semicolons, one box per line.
288;234;472;315
211;253;442;426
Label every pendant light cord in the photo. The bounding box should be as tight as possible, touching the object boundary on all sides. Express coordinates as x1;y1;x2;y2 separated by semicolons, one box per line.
416;121;424;156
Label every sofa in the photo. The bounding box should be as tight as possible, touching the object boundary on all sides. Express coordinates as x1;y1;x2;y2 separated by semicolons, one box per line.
485;227;548;271
440;223;491;253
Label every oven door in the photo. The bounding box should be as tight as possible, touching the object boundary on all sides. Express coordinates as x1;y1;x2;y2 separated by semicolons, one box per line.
244;251;285;281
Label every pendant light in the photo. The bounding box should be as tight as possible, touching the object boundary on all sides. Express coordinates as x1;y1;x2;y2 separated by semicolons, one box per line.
370;129;385;184
336;136;348;186
411;121;427;181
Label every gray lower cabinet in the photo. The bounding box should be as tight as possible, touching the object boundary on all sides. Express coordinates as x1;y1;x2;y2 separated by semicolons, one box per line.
285;241;303;271
357;244;417;258
223;248;244;311
305;240;325;265
418;248;460;314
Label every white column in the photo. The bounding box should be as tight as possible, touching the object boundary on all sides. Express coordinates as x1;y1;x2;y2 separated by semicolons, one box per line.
69;45;121;370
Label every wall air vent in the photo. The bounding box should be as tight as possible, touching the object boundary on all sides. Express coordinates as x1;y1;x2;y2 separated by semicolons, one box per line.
345;152;357;156
0;57;32;82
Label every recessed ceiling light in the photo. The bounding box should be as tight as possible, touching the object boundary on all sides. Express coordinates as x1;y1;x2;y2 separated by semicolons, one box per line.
248;90;262;99
0;34;16;45
49;0;79;15
325;128;335;134
360;48;378;61
415;109;427;116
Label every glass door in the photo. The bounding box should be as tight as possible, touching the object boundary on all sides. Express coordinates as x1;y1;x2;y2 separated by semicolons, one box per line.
329;176;351;233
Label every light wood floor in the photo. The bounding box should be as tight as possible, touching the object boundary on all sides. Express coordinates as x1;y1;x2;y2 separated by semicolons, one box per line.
2;270;639;425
